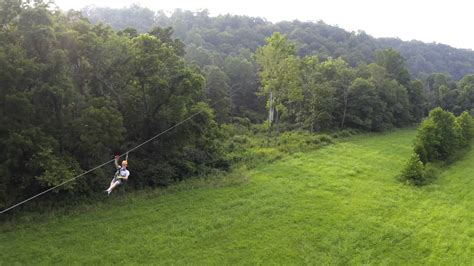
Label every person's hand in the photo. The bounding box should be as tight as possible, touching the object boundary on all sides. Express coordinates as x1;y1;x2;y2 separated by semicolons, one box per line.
115;155;120;160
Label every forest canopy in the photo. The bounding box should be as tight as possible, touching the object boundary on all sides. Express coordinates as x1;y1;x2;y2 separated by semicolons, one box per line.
0;0;226;208
83;5;474;80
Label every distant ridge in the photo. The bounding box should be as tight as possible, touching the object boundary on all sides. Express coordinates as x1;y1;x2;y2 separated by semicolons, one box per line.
82;6;474;80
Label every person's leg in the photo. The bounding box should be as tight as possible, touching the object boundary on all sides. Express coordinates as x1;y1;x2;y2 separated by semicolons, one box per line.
109;181;119;190
106;177;117;191
110;176;118;187
106;180;122;195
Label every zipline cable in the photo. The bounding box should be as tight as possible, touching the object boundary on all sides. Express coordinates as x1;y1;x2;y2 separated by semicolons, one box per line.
1;86;243;215
0;160;115;215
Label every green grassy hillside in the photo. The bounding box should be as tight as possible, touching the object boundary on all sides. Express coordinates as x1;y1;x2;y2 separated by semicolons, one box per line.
1;129;473;264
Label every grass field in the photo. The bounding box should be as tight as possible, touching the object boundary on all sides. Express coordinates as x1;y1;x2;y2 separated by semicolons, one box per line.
1;129;473;264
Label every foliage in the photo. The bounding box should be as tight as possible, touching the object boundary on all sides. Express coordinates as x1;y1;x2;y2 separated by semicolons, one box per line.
375;48;411;86
83;7;474;127
204;66;231;123
345;77;381;130
400;153;426;186
223;55;265;122
405;108;474;186
4;0;474;210
455;111;474;146
0;1;226;208
84;6;474;81
458;74;474;112
84;6;474;131
255;32;302;132
414;108;460;163
223;125;335;170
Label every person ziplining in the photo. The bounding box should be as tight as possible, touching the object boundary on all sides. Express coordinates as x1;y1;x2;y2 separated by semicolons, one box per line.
105;154;130;195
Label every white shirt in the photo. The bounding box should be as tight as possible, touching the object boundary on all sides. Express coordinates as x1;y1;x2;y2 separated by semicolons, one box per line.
118;167;130;178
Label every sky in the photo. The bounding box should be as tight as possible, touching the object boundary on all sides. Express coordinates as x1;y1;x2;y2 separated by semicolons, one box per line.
54;0;474;50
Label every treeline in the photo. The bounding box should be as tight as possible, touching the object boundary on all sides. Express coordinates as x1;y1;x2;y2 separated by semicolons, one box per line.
0;1;228;208
83;5;474;80
254;33;474;133
83;5;474;124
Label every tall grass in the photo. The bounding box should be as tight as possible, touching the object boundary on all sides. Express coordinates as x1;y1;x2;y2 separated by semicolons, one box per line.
1;129;472;264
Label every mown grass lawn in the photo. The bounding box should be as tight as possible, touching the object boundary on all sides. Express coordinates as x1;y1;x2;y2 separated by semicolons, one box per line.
1;129;473;264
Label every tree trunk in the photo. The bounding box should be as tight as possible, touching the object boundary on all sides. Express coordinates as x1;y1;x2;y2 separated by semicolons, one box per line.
275;109;280;135
268;91;274;137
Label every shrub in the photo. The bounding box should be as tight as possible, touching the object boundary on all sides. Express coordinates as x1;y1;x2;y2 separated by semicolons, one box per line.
415;119;439;162
404;108;472;186
415;108;460;162
423;163;438;183
400;153;426;186
317;134;333;144
413;141;428;164
455;111;474;146
232;135;250;144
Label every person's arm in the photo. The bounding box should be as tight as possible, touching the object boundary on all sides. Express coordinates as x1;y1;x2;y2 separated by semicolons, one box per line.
114;155;120;169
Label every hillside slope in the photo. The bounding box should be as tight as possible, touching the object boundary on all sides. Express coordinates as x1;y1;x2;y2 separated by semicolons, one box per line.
83;6;474;80
1;129;473;264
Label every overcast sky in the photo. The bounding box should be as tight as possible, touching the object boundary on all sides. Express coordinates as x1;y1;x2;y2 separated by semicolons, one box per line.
55;0;474;50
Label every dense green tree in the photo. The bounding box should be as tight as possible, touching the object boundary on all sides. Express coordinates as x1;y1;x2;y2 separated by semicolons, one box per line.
299;56;337;131
83;4;154;33
0;1;226;208
424;73;460;113
458;74;474;113
414;108;460;163
345;78;383;130
148;26;185;56
205;66;231;123
375;48;411;87
400;153;426;186
455;111;474;146
223;55;264;121
255;32;302;132
408;80;426;121
317;58;355;128
184;44;216;68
